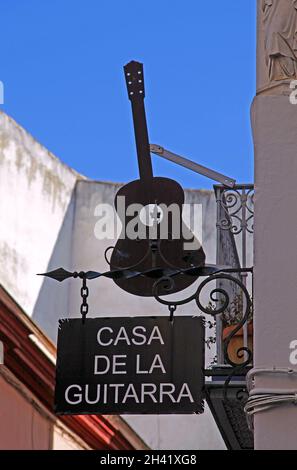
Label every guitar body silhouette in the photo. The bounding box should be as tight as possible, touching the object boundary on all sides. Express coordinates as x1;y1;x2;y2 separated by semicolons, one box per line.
110;61;205;296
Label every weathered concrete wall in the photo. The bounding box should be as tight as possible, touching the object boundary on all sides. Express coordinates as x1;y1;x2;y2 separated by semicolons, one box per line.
0;111;81;319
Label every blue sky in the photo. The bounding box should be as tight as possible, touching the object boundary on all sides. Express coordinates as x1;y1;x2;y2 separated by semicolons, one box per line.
0;0;256;189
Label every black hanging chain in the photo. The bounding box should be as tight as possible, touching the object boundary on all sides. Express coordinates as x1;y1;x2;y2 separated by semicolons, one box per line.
80;275;89;324
169;305;176;322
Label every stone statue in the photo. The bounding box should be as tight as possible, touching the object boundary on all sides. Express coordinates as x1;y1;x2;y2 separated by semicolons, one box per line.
262;0;297;81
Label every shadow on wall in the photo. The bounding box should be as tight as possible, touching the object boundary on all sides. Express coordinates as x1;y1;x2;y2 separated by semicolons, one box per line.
32;188;77;343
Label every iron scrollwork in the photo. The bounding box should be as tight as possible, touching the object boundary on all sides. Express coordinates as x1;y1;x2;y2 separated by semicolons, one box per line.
153;267;253;395
216;185;254;235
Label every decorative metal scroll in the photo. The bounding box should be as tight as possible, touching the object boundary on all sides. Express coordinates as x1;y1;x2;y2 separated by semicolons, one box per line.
152;266;253;397
152;270;252;364
215;184;254;236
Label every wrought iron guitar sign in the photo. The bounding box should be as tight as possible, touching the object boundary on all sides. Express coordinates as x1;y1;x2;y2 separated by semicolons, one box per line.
110;61;205;296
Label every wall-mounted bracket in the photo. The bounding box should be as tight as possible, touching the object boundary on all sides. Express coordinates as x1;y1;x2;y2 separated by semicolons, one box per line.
150;144;236;189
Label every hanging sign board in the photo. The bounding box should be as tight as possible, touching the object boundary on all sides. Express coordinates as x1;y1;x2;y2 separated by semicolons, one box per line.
55;316;205;415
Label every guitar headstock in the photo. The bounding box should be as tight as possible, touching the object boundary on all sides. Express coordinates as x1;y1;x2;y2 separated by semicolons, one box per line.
124;61;145;101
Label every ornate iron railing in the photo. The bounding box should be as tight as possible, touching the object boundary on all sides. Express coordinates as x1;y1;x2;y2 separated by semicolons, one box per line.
214;184;254;367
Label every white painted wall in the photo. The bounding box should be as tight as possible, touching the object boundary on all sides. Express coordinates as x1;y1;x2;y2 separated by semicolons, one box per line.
0;111;81;319
0;111;225;450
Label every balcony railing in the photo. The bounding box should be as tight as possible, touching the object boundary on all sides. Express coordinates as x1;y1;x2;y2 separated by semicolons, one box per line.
214;184;254;365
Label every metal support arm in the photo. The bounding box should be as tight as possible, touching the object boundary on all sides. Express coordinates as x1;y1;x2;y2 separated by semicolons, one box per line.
150;144;236;188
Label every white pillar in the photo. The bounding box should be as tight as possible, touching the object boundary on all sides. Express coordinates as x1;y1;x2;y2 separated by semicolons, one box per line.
252;0;297;450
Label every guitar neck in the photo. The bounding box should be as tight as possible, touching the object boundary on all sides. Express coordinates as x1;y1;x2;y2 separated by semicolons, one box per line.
124;61;153;182
130;99;153;181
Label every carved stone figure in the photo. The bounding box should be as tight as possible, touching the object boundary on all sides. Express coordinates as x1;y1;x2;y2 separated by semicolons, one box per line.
262;0;297;81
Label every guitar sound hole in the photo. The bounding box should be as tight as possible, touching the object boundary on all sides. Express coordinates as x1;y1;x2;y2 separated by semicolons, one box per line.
139;204;164;227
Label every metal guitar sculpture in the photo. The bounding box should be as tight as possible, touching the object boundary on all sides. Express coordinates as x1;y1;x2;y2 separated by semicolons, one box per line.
110;61;205;296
